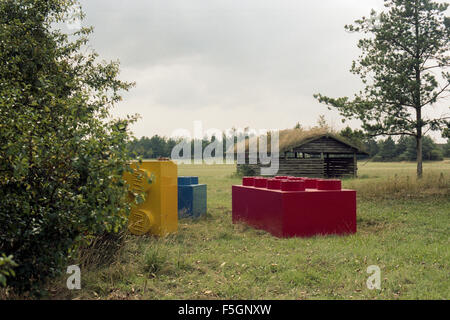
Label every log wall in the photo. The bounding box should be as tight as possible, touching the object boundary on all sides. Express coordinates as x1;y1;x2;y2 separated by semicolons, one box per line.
292;136;358;154
237;157;356;178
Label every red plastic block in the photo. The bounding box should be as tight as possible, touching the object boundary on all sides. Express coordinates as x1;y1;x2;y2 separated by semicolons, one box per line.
242;177;255;186
303;178;319;189
287;177;304;181
254;177;268;188
317;179;341;190
281;180;305;191
274;176;290;180
267;179;281;190
232;177;356;238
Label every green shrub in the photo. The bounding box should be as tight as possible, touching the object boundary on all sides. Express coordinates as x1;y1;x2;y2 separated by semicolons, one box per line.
0;254;18;287
236;164;256;177
429;149;444;161
0;0;136;294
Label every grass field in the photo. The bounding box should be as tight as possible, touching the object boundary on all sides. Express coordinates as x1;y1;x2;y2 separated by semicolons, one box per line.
42;160;450;300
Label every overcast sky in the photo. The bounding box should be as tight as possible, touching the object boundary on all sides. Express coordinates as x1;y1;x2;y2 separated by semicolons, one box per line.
77;0;448;142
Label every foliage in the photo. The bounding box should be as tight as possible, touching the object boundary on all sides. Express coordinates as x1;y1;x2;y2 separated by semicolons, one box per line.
372;135;443;161
294;122;303;130
128;135;179;159
0;254;18;287
443;139;450;157
339;126;379;157
378;137;398;160
236;164;256;177
0;0;136;293
315;0;450;177
316;114;331;131
129;133;249;160
339;126;367;145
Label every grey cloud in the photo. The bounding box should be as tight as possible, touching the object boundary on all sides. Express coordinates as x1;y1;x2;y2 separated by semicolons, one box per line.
73;0;445;142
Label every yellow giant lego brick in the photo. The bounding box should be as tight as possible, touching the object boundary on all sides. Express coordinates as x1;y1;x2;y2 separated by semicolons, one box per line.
123;160;178;236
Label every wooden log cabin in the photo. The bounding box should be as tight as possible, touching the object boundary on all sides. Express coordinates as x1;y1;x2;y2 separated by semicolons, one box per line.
236;130;369;178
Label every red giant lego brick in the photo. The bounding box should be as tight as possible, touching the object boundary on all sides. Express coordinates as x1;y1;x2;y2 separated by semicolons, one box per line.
232;176;356;238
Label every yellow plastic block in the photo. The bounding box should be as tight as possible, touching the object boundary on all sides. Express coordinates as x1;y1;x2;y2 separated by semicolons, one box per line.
123;160;178;236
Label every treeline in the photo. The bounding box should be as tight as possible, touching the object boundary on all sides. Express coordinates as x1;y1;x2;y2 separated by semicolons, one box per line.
129;128;450;162
127;132;251;159
128;135;179;159
339;127;449;161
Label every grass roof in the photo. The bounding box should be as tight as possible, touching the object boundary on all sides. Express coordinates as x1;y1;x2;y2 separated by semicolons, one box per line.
230;127;367;154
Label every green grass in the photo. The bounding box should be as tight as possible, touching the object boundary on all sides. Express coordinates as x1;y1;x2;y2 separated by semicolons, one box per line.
41;161;450;299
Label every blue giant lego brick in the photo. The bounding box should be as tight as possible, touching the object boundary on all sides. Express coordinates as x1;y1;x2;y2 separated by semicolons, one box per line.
191;177;199;184
178;176;207;219
178;176;192;186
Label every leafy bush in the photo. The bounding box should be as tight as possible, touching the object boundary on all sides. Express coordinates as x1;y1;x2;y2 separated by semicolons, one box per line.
236;164;256;177
0;254;18;287
0;0;136;294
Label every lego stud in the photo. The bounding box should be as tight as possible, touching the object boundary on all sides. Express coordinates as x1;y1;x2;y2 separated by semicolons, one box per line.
128;209;155;236
288;177;304;181
178;176;192;186
281;180;305;191
124;168;153;193
303;178;318;189
242;177;255;186
317;179;342;190
267;179;281;190
254;177;268;188
191;177;199;184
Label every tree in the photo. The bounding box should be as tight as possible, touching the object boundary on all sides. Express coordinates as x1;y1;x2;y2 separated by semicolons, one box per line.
294;122;303;130
384;135;443;160
315;0;450;178
422;136;442;160
398;137;418;160
127;135;182;159
444;139;450;157
339;126;367;145
0;0;136;293
379;137;397;160
395;135;411;158
316;114;331;130
366;138;380;157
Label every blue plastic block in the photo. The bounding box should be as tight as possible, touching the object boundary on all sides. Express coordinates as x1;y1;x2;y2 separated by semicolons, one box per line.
191;177;199;184
178;176;192;186
178;176;207;219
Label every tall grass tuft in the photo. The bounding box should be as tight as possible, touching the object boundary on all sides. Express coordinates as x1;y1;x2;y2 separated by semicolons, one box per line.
142;246;167;275
76;231;127;269
345;172;450;200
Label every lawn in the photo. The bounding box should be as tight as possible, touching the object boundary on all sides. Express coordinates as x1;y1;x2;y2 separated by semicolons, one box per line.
45;160;449;300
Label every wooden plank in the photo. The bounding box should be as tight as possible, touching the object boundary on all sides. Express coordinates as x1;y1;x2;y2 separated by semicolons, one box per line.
238;153;359;178
292;136;357;154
